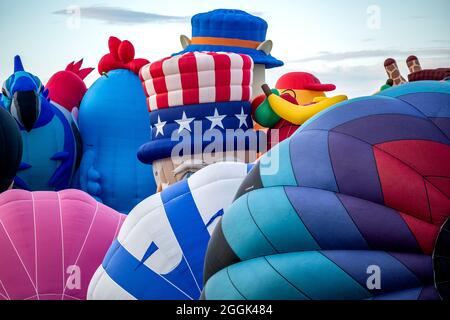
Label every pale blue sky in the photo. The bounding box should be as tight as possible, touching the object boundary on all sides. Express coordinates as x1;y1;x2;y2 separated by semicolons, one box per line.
1;0;449;97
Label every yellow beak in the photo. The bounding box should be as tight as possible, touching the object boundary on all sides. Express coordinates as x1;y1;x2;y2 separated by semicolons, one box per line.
262;85;347;125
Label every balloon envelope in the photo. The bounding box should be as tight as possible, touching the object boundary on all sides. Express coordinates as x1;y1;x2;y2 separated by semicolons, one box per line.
203;81;450;300
0;189;125;300
88;162;252;300
78;69;156;213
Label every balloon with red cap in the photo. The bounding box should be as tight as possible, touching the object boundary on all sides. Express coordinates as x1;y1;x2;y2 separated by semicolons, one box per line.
276;72;336;93
251;72;347;150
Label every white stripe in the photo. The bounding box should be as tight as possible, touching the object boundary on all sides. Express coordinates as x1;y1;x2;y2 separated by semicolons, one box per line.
195;52;215;72
31;193;39;300
198;87;216;104
140;64;152;81
188;162;249;235
197;70;216;87
148;95;158;111
57;192;65;300
229;53;244;100
0;219;38;296
195;52;215;103
118;193;163;240
162;55;182;92
144;79;156;97
62;201;99;294
230;68;244;85
162;74;184;91
120;194;183;276
88;266;136;300
163;55;183;107
0;280;10;300
229;53;244;70
168;90;183;107
112;191;197;299
161;55;182;75
230;85;243;101
24;293;82;300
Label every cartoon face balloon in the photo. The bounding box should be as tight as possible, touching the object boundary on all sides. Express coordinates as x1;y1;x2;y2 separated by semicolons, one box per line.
202;81;450;300
88;162;253;300
0;189;125;300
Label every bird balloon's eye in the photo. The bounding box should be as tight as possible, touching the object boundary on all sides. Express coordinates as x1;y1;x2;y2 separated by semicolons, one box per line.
2;87;9;97
183;171;194;180
281;89;297;99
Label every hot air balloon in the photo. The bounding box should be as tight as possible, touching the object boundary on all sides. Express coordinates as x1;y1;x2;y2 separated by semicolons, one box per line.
0;107;22;192
202;81;450;300
0;189;125;300
1;56;80;191
88;162;253;300
77;36;156;213
46;59;94;114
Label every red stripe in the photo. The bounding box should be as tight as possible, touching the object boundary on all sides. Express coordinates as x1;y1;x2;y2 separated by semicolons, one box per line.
241;54;252;87
152;77;168;94
179;52;199;105
147;52;254;109
156;93;169;109
373;147;430;222
376;140;450;225
149;57;169;107
399;212;439;255
212;53;231;101
242;86;251;101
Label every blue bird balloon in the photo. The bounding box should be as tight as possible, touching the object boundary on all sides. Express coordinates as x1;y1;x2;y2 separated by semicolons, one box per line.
1;56;79;191
77;37;156;214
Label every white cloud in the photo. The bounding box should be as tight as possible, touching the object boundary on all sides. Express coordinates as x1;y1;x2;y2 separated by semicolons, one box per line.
53;5;190;25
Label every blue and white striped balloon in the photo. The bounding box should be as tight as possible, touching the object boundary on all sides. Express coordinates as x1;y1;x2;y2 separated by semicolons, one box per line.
88;161;253;300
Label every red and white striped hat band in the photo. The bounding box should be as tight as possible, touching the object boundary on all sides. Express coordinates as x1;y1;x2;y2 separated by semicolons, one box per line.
140;52;254;111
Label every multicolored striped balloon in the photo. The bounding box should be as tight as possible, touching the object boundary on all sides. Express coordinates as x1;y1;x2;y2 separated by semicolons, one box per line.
203;81;450;300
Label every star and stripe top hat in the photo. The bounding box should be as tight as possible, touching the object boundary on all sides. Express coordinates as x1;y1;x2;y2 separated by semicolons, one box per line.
138;51;260;164
175;9;283;69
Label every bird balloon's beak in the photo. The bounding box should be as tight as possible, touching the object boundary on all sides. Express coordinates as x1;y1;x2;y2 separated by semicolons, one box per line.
12;90;41;132
262;84;348;125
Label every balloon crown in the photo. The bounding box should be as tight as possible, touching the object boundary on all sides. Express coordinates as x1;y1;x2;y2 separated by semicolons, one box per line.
98;36;149;75
64;59;94;80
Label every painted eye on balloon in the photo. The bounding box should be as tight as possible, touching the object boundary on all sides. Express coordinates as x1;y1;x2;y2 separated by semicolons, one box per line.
2;87;10;98
182;171;195;180
281;89;297;99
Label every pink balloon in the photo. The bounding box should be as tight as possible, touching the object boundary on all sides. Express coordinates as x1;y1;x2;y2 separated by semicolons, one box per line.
0;189;125;300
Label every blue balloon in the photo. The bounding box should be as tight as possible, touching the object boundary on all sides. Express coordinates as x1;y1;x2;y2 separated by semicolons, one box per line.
78;69;156;213
2;56;78;191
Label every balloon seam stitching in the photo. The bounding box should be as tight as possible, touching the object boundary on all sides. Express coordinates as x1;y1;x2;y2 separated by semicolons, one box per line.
246;192;279;254
263;255;312;300
226;267;247;300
